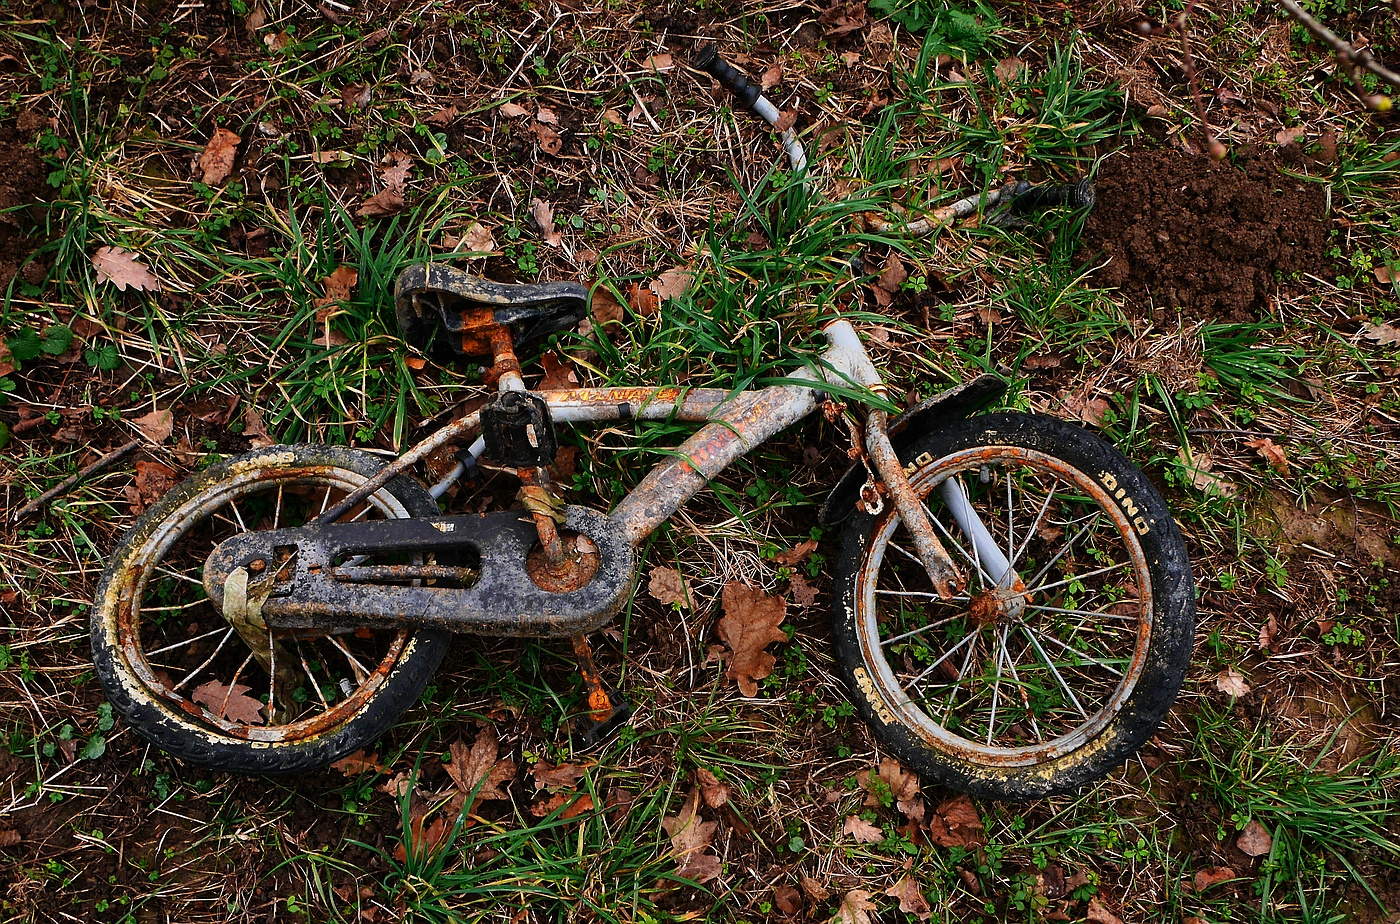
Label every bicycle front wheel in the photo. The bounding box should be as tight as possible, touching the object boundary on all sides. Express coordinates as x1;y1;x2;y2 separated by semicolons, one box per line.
832;413;1194;799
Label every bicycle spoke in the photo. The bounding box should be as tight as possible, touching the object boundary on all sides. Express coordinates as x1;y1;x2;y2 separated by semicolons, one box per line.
1026;627;1123;677
1003;636;1043;743
1006;473;1015;564
328;635;371;685
1031;561;1131;595
147;625;228;656
154;566;204;587
1025;512;1101;591
1022;625;1089;721
881;613;965;647
1023;603;1136;622
296;637;331;711
272;484;284;531
174;627;236;691
905;628;980;691
1011;483;1057;570
986;624;1009;745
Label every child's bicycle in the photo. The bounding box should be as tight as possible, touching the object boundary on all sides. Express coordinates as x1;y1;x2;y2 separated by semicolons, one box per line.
90;262;1195;800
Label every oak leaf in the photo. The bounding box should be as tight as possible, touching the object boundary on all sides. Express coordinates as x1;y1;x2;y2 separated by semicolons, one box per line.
648;566;691;608
696;768;730;809
884;876;931;921
463;222;495;254
627;282;659;317
591;288;625;327
1192;866;1236;891
843;815;883;843
357;188;405;218
330;750;391;775
93;247;161;292
1237;819;1272;856
126;460;179;513
1086;899;1124;924
531;198;563;247
773;539;818;566
1215;666;1251;698
532;123;562;156
445;727;515;801
926;793;984;848
313;265;358;321
198;127;241;185
648;266;692;302
191;680;265;724
1245;437;1289;473
833;889;877;924
530;760;588;791
789;573;818;607
660;788;721;883
1361;321;1400;345
381;151;413;192
716;582;788;696
132;408;174;444
1062;388;1112;428
538;352;577;390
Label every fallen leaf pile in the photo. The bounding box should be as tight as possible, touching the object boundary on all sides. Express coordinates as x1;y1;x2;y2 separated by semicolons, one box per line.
716;582;788;696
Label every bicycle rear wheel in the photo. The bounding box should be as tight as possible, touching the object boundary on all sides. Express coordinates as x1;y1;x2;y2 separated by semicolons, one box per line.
92;445;450;775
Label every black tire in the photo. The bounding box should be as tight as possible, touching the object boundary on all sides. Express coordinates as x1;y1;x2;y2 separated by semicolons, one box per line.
92;445;451;775
832;413;1194;799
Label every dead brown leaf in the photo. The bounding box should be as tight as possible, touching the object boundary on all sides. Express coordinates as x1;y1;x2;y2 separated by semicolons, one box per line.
648;566;691;608
591;288;625;327
833;889;877;924
773;884;802;915
1237;819;1273;856
532;123;562;156
1061;388;1112;428
1275;126;1306;146
843;815;883;843
801;876;830;901
994;56;1025;82
191;680;265;725
660;788;721;883
627;282;660;317
538;352;577;390
773;109;798;133
535;106;559;124
696;768;730;809
314;265;359;319
1215;666;1251;698
0;830;19;848
1192;866;1237;891
93;247;161;292
1258;615;1279;652
445;727;515;801
381;152;413;192
927;794;984;848
644;53;674;73
1086;899;1124;924
330;750;391;776
859;758;919;809
357;189;405;218
885;876;931;921
1245;437;1289;473
463;222;495;254
773;539;818;567
716;582;788;697
126;460;179;514
499;102;530;118
198;127;241;185
1178;448;1238;498
820;1;869;38
1361;321;1400;345
789;573;818;608
132;408;174;444
530;760;588;792
1374;265;1393;284
244;408;275;449
648;266;692;302
760;65;782;89
531;199;563;247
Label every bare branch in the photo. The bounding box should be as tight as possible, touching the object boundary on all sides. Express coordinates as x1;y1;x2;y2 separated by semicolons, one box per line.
1277;0;1399;109
1175;0;1227;159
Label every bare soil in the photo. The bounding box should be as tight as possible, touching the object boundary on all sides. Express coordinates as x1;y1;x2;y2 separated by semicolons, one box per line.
0;120;50;291
1081;147;1329;321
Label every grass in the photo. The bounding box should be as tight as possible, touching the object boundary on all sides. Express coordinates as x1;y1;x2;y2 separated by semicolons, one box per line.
1;0;1399;922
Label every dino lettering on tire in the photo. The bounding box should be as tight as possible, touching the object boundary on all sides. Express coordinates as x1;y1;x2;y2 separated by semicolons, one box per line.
852;666;898;726
1099;471;1153;536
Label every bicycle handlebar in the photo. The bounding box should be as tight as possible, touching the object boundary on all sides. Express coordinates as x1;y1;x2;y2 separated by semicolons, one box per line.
693;44;762;110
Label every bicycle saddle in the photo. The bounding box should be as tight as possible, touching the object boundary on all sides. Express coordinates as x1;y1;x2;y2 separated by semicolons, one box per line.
395;263;588;360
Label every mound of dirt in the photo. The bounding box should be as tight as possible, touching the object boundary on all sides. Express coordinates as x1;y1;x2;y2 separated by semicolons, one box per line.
0;121;51;292
1080;148;1328;321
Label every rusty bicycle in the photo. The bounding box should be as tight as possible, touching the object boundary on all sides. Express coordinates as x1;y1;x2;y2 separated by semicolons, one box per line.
89;261;1195;799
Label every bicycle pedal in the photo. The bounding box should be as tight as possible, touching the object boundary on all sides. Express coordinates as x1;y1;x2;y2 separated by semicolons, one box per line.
574;687;632;751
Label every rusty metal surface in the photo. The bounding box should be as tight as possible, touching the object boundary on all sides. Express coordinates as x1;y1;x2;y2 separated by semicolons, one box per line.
544;387;733;422
205;506;635;637
864;408;964;598
611;381;821;547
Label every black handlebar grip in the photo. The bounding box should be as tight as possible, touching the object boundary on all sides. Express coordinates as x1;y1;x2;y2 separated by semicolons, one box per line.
1007;177;1096;214
693;43;763;111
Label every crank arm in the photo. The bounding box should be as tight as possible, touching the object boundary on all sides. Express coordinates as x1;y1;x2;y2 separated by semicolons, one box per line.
202;507;635;637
